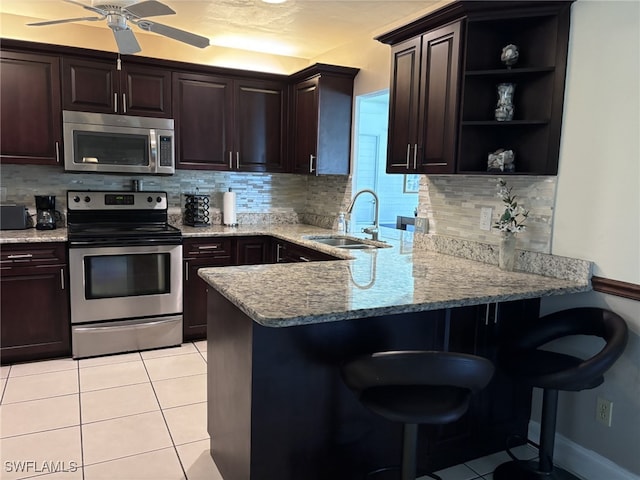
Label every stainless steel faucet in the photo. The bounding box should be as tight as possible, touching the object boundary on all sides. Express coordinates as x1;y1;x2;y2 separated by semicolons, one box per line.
346;189;379;241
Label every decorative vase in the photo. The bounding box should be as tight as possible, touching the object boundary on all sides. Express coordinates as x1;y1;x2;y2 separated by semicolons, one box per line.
495;83;515;121
499;232;517;271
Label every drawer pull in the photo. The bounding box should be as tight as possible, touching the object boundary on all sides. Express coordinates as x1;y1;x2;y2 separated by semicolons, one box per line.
198;245;220;250
7;254;33;259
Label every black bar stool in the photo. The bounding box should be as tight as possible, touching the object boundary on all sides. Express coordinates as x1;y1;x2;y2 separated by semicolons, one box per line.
341;350;495;480
494;307;628;480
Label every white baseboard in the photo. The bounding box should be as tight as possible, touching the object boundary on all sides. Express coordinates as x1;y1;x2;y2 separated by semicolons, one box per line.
528;421;639;480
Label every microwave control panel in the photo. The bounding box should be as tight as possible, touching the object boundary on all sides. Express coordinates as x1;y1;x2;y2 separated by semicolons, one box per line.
159;136;173;167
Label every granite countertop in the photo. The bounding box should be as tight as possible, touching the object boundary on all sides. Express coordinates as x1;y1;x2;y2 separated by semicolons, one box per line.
0;228;67;243
196;226;593;328
0;223;592;328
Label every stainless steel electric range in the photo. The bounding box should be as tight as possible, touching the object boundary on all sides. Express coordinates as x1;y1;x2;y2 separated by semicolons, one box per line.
66;190;183;359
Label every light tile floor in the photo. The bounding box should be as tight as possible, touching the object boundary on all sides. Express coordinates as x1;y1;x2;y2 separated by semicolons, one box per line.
0;342;575;480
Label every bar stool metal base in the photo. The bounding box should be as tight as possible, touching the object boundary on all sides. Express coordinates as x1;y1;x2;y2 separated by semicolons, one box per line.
494;460;582;480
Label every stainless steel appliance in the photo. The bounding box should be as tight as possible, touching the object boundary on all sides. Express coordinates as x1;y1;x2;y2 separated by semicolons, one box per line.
63;111;175;175
67;190;183;359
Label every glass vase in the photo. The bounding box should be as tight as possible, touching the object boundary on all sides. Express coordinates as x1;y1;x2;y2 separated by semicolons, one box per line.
495;83;515;121
499;232;517;271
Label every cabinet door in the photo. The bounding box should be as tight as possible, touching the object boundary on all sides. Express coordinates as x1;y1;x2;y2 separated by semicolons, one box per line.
291;77;319;174
387;37;422;173
236;236;271;265
0;51;62;165
417;21;461;174
62;57;118;113
0;264;70;364
234;79;286;172
123;64;172;118
173;72;233;170
183;238;233;341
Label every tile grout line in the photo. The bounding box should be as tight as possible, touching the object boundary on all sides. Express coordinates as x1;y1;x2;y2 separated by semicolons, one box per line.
77;359;86;480
141;342;191;480
0;365;11;404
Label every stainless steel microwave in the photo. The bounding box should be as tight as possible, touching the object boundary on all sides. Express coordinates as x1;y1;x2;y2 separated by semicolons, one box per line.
63;110;175;175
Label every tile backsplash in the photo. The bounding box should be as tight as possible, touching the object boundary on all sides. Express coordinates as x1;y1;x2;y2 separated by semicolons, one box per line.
1;165;555;252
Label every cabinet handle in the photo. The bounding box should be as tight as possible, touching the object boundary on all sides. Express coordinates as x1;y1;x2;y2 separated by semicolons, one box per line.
309;154;316;174
122;93;127;114
114;93;118;113
7;254;33;259
236;151;240;169
55;142;60;163
229;151;233;169
494;302;500;325
60;268;65;290
413;144;418;170
299;256;311;262
484;303;490;326
276;243;283;262
198;245;219;250
185;260;189;281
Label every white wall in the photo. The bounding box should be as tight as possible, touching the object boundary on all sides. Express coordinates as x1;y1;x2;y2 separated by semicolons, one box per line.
537;1;640;475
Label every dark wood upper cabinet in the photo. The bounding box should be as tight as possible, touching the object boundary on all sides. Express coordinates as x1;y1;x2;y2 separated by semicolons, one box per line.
289;64;359;175
378;0;573;176
234;78;287;173
0;50;62;165
386;23;461;174
62;57;172;117
173;72;286;172
173;72;233;170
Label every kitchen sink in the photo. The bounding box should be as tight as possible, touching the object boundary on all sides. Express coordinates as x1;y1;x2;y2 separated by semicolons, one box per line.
305;236;387;249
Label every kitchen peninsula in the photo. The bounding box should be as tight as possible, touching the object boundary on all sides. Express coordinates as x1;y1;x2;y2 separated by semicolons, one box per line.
198;227;591;480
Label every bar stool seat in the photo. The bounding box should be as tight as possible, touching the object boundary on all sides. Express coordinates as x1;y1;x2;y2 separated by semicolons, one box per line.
341;350;494;480
494;307;628;480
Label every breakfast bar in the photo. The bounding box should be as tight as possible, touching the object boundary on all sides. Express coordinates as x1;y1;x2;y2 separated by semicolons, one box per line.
199;231;591;480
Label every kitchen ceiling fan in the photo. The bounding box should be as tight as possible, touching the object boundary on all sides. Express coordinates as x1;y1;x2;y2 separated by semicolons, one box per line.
27;0;210;55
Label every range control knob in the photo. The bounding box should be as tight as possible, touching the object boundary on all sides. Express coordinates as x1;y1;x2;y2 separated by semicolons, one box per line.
156;196;163;203
84;196;91;203
147;196;153;203
73;196;80;203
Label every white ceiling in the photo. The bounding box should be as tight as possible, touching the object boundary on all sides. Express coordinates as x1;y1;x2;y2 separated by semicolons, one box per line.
0;0;444;60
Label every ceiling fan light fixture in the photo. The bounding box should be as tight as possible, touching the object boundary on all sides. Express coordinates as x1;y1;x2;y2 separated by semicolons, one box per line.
261;0;287;4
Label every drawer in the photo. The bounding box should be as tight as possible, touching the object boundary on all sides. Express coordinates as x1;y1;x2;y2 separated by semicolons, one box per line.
0;242;66;266
183;237;233;259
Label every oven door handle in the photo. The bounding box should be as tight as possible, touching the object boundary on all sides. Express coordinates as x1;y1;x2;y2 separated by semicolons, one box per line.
73;317;179;331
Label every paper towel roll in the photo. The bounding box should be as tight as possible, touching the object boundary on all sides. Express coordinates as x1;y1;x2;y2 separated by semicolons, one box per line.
223;188;237;226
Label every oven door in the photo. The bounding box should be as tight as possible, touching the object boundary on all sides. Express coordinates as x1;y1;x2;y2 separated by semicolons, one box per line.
69;244;182;324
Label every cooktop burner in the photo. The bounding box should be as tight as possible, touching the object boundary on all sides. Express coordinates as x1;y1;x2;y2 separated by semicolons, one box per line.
66;190;182;246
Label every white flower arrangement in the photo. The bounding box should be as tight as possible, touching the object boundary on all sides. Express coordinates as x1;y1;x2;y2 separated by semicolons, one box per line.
494;178;529;233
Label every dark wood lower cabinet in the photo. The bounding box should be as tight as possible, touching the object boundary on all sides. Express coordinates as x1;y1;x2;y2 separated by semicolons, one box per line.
206;291;537;480
184;235;339;341
0;243;70;365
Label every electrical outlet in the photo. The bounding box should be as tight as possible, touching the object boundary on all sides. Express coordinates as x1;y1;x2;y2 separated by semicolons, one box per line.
596;397;613;427
479;207;493;231
414;217;428;234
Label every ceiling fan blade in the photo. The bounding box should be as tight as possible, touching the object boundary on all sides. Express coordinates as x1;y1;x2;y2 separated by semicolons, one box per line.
27;16;103;26
113;28;142;55
137;21;209;49
124;1;175;19
63;0;107;16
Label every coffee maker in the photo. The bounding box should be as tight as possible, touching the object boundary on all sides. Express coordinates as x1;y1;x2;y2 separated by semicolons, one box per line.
35;195;57;230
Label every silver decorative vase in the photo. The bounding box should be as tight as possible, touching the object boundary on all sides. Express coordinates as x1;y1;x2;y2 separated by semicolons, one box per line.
499;232;517;271
495;83;515;121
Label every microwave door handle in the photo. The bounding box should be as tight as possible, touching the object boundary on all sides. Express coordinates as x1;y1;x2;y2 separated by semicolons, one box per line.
149;130;158;171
